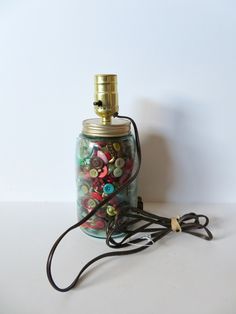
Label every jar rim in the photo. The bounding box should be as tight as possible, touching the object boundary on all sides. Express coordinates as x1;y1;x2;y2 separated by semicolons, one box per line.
82;118;131;137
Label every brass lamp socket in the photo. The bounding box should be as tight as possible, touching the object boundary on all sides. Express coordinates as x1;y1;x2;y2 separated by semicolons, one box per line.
94;74;119;125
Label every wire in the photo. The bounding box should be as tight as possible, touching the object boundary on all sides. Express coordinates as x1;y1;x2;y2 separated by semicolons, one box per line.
46;114;213;292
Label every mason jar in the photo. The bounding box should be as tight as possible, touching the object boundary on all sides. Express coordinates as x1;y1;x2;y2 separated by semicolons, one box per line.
76;118;137;238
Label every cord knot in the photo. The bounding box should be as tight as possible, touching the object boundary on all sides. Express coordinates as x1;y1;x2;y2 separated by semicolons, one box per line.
171;216;182;232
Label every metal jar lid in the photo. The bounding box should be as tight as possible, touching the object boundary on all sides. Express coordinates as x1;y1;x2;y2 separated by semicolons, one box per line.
82;118;130;137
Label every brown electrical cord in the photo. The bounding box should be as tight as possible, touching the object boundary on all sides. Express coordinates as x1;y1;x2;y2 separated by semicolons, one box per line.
46;113;213;292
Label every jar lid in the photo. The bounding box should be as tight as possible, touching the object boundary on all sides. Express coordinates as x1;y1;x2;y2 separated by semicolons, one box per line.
82;118;130;137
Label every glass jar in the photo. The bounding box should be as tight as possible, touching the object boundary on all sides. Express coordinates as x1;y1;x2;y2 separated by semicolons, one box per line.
76;120;137;238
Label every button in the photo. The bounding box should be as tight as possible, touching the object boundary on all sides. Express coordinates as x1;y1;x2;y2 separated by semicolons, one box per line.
103;183;115;194
90;157;104;169
82;198;98;211
89;168;98;178
97;150;108;164
93;219;105;230
98;166;108;178
93;178;104;192
91;192;103;201
106;205;117;216
80;183;90;194
104;151;111;161
108;156;115;164
113;167;123;177
104;150;111;160
96;209;106;218
113;143;121;151
108;164;115;174
87;198;97;209
115;158;125;168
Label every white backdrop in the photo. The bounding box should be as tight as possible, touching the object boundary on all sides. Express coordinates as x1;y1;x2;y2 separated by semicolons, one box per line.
0;0;235;203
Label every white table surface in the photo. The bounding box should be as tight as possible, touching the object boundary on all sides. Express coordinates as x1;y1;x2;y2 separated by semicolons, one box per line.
0;202;235;314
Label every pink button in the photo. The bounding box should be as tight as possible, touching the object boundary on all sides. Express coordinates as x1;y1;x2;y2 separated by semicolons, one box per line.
98;166;108;178
97;150;108;164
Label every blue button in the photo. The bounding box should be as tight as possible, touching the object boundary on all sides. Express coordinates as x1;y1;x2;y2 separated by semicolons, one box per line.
103;183;115;194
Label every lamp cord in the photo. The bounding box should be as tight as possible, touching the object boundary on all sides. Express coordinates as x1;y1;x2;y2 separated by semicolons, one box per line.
46;114;213;292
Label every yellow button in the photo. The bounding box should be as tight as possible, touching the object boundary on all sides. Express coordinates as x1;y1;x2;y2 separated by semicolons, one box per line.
106;205;117;216
113;143;120;151
89;168;98;178
87;199;97;209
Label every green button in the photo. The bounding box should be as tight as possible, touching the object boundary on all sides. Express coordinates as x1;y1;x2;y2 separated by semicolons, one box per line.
108;164;115;174
113;167;123;177
115;158;125;168
80;184;89;194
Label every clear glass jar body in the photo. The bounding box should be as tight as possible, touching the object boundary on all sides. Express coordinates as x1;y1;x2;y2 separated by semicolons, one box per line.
76;132;137;238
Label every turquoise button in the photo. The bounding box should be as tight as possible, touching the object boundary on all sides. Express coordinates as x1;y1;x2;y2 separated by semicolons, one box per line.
103;183;115;194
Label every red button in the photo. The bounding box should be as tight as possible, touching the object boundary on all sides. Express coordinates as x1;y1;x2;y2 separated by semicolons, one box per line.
91;192;103;201
96;209;106;218
94;219;105;229
104;152;111;160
